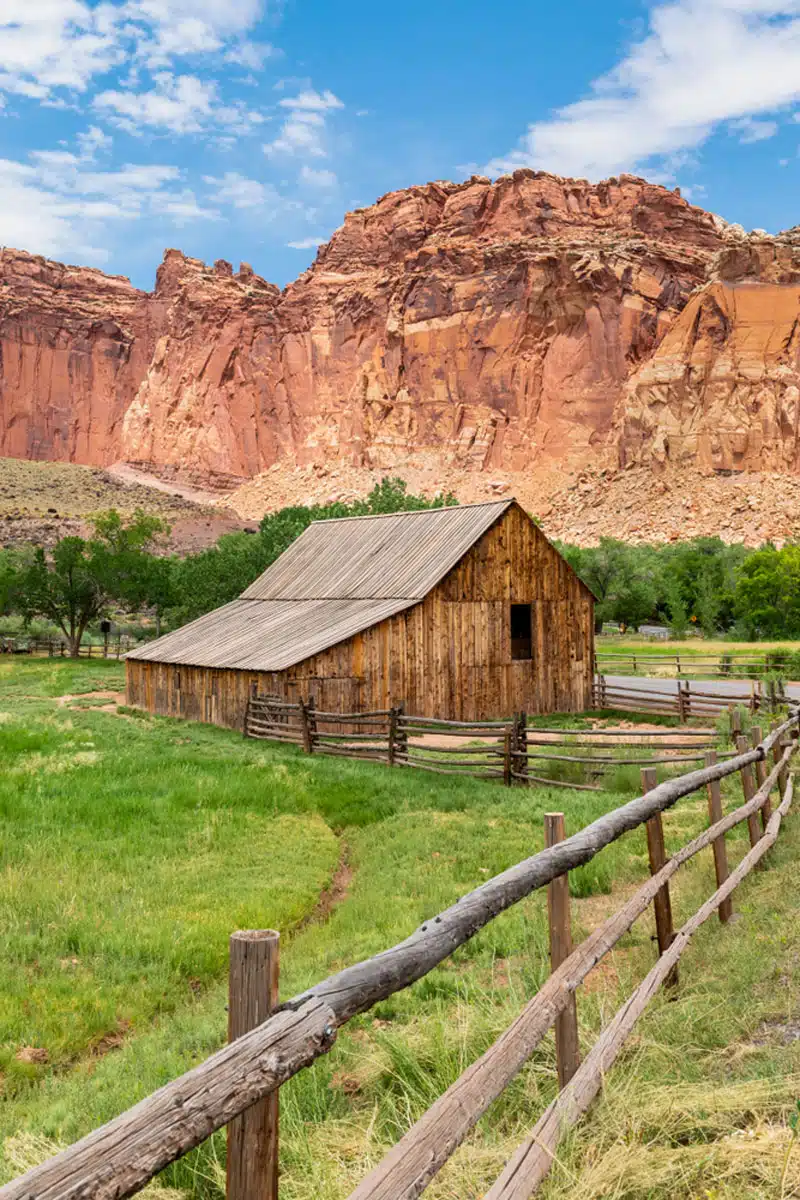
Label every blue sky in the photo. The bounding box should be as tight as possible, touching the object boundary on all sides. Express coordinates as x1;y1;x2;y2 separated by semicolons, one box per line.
2;0;800;290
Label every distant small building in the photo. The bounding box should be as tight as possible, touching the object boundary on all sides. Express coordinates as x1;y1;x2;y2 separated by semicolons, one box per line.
126;499;595;726
637;624;670;640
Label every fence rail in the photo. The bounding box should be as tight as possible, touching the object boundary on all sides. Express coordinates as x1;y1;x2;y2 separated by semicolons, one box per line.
0;634;138;659
593;675;781;719
4;713;797;1200
245;683;783;788
595;649;800;679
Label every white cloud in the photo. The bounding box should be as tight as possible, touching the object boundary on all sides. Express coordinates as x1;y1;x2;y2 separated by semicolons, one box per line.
76;124;114;158
264;88;344;158
120;0;265;67
299;165;337;187
279;89;343;112
0;0;268;104
93;71;217;132
0;145;216;262
487;0;800;180
287;235;325;249
225;40;275;69
730;116;779;142
204;170;270;207
0;2;123;97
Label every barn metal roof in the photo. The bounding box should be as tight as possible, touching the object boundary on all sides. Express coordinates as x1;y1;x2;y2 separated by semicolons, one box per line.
127;500;513;671
241;500;512;600
126;596;418;671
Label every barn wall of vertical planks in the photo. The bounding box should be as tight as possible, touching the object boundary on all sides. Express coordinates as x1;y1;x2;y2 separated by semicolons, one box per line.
126;502;594;727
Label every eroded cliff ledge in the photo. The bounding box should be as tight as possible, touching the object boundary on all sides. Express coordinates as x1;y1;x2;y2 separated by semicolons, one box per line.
1;170;797;494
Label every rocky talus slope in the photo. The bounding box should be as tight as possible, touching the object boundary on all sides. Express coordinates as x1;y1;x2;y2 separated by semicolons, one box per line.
2;170;800;543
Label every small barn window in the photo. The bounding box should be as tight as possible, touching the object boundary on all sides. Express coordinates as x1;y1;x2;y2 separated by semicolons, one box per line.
510;604;533;661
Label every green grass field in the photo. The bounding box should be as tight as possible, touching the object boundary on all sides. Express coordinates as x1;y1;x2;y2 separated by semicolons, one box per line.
1;659;799;1198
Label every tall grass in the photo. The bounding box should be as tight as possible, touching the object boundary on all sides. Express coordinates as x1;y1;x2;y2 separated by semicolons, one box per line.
0;659;797;1199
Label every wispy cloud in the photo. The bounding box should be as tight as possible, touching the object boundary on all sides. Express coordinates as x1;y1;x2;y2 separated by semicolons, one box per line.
0;0;269;105
730;115;779;143
487;0;800;180
299;164;337;187
94;72;218;133
264;88;344;158
287;235;326;249
0;145;217;262
204;170;271;207
0;2;352;271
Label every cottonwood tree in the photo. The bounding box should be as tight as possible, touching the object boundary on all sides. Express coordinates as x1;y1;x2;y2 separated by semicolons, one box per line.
11;510;170;656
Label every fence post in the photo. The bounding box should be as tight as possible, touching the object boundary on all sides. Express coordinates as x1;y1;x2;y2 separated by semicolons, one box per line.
730;707;742;742
677;681;686;724
227;930;280;1200
750;726;771;828
704;751;733;923
299;699;314;754
396;703;408;761
641;767;678;988
675;653;681;677
387;707;397;766
503;726;513;787
736;736;761;849
544;813;580;1088
771;720;790;798
515;711;529;785
598;673;607;709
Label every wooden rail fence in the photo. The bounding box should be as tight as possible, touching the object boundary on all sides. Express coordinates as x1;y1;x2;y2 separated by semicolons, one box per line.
593;674;783;718
245;688;772;789
3;714;797;1200
595;649;799;679
0;634;137;659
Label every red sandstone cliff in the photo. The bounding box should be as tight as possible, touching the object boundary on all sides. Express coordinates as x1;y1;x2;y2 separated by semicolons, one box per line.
1;170;797;496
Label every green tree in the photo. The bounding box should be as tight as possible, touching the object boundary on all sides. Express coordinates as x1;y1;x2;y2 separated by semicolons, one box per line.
559;539;660;629
12;510;170;655
90;509;173;635
734;545;800;638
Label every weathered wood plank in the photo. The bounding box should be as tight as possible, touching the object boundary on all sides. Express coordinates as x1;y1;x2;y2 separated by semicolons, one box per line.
227;931;280;1200
485;771;796;1200
545;813;580;1088
344;746;793;1200
0;1000;336;1200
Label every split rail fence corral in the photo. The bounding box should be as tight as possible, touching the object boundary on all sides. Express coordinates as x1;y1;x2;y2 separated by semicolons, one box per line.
3;714;799;1200
243;684;780;790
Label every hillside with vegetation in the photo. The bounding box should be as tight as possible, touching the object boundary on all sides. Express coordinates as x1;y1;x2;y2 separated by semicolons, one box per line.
3;477;800;653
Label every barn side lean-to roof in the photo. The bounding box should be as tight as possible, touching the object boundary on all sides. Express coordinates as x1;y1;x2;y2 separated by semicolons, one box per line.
126;499;537;673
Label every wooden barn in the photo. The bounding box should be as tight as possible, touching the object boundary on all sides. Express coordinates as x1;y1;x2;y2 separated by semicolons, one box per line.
125;499;595;727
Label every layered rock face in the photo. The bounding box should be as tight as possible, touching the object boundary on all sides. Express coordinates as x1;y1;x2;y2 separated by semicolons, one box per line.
618;234;800;474
3;170;798;491
0;250;157;465
123;172;724;481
